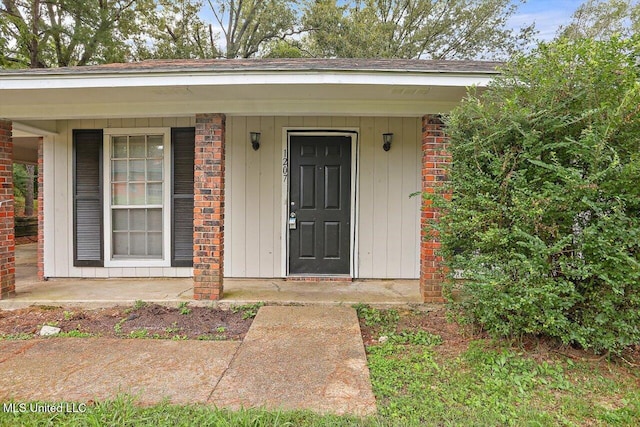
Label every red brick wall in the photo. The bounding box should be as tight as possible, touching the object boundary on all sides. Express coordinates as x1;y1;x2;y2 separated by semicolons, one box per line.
193;113;225;300
420;115;449;303
37;138;44;281
0;120;15;299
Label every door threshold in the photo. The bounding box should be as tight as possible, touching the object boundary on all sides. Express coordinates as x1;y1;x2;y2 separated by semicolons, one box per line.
286;276;353;282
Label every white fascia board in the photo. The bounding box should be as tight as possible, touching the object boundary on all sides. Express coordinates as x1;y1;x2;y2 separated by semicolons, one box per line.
0;70;495;90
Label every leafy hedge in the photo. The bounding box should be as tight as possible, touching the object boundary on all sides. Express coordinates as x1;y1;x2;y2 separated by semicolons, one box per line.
438;36;640;354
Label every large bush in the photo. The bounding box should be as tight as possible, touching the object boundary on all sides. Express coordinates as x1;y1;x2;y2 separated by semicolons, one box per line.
440;36;640;354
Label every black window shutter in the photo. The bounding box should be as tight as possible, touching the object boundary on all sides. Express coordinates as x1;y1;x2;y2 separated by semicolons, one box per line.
73;130;104;267
172;127;195;267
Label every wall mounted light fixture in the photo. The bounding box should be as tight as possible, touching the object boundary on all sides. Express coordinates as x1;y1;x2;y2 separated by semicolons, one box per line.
250;132;261;151
382;133;393;151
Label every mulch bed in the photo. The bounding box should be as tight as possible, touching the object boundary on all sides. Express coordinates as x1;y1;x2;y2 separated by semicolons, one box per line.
3;297;639;368
0;304;252;340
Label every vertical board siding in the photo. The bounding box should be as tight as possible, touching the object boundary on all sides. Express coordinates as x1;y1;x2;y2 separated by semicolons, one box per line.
55;121;71;276
386;117;404;277
225;116;420;279
43;134;56;277
47;115;420;279
259;116;276;276
372;117;390;277
357;117;375;277
273;116;288;276
404;118;421;278
244;116;262;277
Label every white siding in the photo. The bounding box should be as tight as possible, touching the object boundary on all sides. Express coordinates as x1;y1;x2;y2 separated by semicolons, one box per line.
44;117;194;278
225;116;421;279
44;115;420;279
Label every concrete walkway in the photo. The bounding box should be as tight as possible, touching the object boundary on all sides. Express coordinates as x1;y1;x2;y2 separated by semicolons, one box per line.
3;243;421;309
0;306;377;416
211;306;376;415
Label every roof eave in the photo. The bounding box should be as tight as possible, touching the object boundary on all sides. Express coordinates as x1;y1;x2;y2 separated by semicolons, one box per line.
0;69;496;90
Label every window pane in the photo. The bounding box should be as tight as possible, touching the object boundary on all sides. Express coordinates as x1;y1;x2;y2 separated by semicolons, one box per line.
129;136;146;157
112;137;127;158
111;160;127;182
112;183;127;205
112;210;128;231
147;159;163;181
130;209;146;230
113;232;129;256
130;232;146;255
148;232;162;256
109;132;165;261
147;209;162;231
128;159;145;181
147;136;164;158
147;183;162;204
128;183;146;205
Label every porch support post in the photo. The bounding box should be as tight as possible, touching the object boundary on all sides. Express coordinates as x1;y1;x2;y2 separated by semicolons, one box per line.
0;119;15;299
193;113;226;300
37;138;44;280
420;115;448;303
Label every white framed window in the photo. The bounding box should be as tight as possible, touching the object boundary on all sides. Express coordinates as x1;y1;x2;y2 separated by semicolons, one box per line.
103;128;172;267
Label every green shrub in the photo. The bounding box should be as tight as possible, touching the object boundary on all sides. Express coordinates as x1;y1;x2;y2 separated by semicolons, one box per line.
439;36;640;354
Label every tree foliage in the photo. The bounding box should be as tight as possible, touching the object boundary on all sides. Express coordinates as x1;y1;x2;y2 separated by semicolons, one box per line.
440;36;640;354
302;0;535;59
0;0;151;68
135;0;220;60
208;0;299;58
558;0;639;40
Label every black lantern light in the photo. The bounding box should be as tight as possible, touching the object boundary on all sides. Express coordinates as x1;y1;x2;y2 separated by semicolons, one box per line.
250;132;261;151
382;133;393;151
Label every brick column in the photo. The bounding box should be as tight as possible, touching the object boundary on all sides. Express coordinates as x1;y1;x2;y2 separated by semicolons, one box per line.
193;114;225;300
37;138;44;280
0;120;15;299
420;115;449;303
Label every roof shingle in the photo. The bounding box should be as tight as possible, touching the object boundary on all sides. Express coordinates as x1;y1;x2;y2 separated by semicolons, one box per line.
0;58;502;75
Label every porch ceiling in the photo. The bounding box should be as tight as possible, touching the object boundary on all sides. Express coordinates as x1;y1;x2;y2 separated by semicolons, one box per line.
0;84;479;120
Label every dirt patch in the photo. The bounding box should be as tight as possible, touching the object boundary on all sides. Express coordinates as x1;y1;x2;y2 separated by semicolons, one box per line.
358;306;640;369
358;307;481;358
0;303;253;340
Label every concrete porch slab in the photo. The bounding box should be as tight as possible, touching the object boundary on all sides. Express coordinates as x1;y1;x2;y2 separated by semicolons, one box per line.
4;243;422;309
209;305;377;416
4;277;421;310
0;339;240;404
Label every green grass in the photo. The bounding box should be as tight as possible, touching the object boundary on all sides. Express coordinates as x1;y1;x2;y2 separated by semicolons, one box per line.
361;306;640;426
0;332;33;340
2;306;639;426
0;395;372;426
56;330;95;338
230;302;265;320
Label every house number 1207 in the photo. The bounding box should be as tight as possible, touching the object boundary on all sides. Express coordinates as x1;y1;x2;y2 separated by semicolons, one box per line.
282;150;288;179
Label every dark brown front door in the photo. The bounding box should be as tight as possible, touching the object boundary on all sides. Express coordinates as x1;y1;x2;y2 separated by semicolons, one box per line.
289;135;351;275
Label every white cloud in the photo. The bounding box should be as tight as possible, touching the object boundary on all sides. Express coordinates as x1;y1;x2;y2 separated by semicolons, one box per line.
510;10;575;41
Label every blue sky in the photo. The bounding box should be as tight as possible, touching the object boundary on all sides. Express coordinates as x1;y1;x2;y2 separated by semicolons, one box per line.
511;0;585;40
200;0;588;51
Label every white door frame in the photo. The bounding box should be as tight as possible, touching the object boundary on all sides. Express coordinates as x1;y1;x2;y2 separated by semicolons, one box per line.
280;128;360;277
